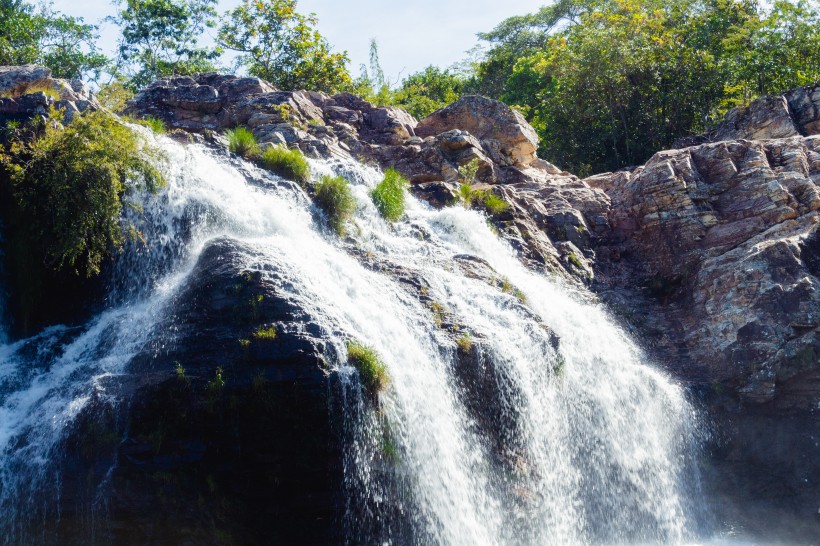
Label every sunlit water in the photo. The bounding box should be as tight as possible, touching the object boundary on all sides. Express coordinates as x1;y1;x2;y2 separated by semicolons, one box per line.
0;133;717;545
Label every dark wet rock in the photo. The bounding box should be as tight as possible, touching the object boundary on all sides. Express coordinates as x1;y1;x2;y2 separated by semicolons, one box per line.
40;238;344;545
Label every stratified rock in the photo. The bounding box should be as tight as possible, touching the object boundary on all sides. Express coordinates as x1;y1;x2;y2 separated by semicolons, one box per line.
676;80;820;145
0;64;100;124
593;137;820;407
0;65;53;95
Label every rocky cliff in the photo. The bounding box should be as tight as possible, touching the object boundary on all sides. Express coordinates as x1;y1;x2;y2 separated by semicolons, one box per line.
1;66;818;542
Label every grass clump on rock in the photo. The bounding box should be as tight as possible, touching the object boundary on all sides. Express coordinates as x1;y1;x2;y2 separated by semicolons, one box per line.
315;174;356;235
370;168;408;221
137;116;166;134
225;126;259;158
252;325;277;341
347;341;389;395
261;144;310;184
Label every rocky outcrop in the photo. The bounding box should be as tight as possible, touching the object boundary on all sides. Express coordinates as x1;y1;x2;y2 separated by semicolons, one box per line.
127;74;603;281
589;137;820;408
45;238;344;545
677;80;820;145
0;65;99;123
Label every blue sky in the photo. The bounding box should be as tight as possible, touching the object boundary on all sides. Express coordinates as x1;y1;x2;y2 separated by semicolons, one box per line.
51;0;546;81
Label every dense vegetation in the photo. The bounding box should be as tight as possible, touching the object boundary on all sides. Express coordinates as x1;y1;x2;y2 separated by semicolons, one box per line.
1;110;165;277
0;108;166;330
0;0;107;79
355;0;820;173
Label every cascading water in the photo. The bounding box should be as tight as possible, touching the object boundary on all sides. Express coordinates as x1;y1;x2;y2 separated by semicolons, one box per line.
0;131;709;545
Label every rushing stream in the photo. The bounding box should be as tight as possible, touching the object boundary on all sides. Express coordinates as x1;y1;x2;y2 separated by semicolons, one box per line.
0;133;710;544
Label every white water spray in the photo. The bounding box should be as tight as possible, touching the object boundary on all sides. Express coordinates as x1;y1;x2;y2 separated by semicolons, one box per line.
0;133;707;545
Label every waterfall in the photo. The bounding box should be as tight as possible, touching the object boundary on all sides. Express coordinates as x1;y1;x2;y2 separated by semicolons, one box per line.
0;133;708;545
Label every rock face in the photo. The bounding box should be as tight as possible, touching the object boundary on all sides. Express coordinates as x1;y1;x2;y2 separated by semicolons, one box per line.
44;238;343;545
677;80;820;145
0;65;100;123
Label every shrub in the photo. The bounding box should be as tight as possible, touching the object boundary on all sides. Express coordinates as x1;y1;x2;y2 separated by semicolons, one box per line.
261;145;310;184
370;168;408;221
314;174;356;235
0;110;166;277
138;116;166;134
458;158;480;184
253;325;277;341
347;341;389;395
225;126;259;158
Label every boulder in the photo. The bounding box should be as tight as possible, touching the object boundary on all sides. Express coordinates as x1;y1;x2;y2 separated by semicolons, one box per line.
0;65;52;96
416;95;540;166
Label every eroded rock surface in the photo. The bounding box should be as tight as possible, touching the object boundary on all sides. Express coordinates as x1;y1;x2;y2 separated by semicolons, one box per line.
0;65;100;123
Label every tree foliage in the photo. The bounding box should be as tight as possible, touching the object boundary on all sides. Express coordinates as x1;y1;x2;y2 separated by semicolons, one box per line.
0;0;108;80
219;0;351;93
393;66;464;119
111;0;221;90
474;0;820;174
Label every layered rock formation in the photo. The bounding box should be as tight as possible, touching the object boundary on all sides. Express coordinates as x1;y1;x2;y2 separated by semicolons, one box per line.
0;65;99;123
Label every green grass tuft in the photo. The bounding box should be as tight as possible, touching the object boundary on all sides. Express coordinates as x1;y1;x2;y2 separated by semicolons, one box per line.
315;175;356;235
481;192;510;216
253;325;277;341
347;341;389;395
261;145;310;184
456;332;473;353
225;126;259;158
370;168;408;221
138;116;166;134
458;183;474;206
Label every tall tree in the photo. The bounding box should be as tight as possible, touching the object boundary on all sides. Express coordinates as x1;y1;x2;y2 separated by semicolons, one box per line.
0;0;108;80
111;0;221;90
219;0;351;93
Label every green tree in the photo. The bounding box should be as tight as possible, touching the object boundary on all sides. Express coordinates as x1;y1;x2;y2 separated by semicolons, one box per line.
0;0;109;80
219;0;351;93
473;0;820;174
394;66;464;119
111;0;221;90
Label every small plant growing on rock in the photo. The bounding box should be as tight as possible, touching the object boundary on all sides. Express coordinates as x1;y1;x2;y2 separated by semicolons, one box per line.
458;183;474;206
225;126;259;158
370;168;408;221
428;300;447;327
347;341;389;396
253;325;277;341
206;367;226;409
567;252;584;270
138;116;166;134
175;361;190;385
0;82;61;100
456;332;473;353
458;158;480;185
261;145;310;184
481;192;510;217
315;174;356;235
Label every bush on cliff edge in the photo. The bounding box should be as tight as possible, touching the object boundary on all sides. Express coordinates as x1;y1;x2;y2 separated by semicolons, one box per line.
0;108;166;331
